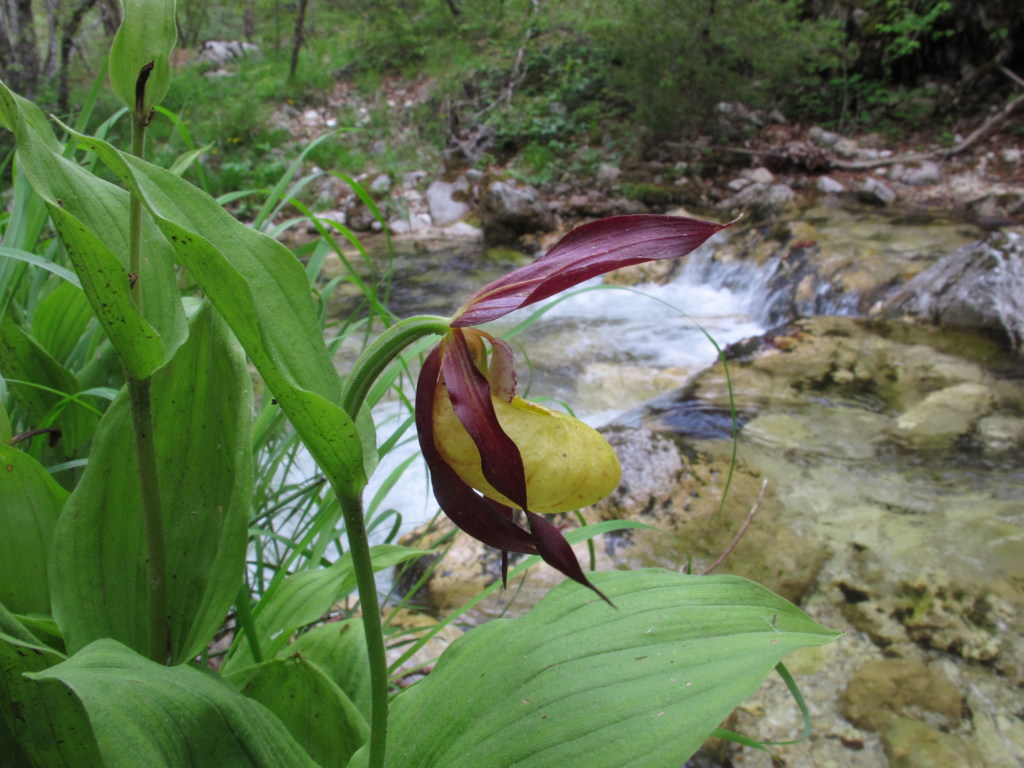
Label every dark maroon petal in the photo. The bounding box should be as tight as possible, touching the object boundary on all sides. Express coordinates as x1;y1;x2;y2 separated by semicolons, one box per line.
416;341;537;555
440;328;529;509
525;511;613;606
452;214;734;327
479;330;517;403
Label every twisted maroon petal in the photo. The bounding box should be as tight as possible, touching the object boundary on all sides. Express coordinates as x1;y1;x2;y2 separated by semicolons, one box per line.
451;214;735;327
440;328;528;509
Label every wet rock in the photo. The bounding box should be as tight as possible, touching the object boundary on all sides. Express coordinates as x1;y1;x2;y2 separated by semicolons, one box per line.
426;177;472;226
976;414;1024;452
884;231;1024;349
479;180;555;244
839;658;962;731
894;382;994;448
881;717;982;768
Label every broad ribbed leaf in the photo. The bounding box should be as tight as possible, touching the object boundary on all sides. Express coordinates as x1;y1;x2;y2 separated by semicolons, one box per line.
375;570;838;768
63;126;366;494
0;608;102;768
226;545;429;672
29;639;318;768
452;214;732;326
108;0;177;114
229;655;368;768
50;303;252;662
0;445;67;615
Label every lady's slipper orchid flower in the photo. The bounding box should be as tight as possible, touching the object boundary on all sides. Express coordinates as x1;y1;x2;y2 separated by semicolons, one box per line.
415;214;733;601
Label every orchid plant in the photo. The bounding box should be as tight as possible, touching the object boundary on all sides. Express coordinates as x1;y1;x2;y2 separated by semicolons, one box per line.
0;2;837;767
415;215;731;602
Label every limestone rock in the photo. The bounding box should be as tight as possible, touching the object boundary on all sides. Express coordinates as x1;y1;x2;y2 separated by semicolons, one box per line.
839;658;962;731
884;231;1024;348
426;177;472;227
479;180;555;244
898;160;942;186
857;177;897;206
895;382;994;448
881;717;982;768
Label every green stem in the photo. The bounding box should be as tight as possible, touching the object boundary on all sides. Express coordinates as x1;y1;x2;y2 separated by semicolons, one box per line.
127;374;169;663
336;314;450;768
129;114;145;306
126;96;169;662
340;315;450;418
234;581;263;664
339;491;389;768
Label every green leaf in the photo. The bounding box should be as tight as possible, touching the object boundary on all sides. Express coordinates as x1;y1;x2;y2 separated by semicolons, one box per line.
108;0;177;114
62;126;367;494
50;303;253;662
31;282;93;364
287;619;372;720
0;79;186;378
227;545;429;672
0;403;11;443
0;245;82;288
0;613;102;768
0;315;98;462
29;639;319;768
229;654;369;768
0;444;68;615
378;570;839;768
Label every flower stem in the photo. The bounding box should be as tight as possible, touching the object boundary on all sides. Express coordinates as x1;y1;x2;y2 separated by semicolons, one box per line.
338;491;389;768
127;373;169;663
340;315;450;418
337;314;450;768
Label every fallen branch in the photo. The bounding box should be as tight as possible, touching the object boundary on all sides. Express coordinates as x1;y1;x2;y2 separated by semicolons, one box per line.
701;478;768;576
674;66;1024;173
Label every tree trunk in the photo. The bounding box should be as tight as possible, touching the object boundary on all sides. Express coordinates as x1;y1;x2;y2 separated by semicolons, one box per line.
97;0;121;36
1;0;42;97
287;0;309;85
57;0;101;115
242;0;256;41
42;0;60;78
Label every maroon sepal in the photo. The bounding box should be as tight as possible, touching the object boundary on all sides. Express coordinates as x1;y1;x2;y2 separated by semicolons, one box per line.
525;511;613;607
452;214;735;327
